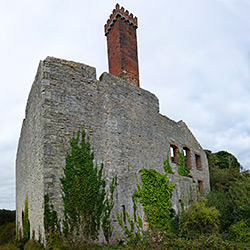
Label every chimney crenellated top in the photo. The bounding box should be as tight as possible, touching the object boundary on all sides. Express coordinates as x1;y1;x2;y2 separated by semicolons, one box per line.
104;3;138;35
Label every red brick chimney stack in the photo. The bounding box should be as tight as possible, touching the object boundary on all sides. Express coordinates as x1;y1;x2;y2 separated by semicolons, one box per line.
105;4;140;87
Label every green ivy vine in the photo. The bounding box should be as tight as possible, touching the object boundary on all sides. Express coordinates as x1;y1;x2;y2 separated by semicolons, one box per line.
102;175;117;243
133;168;175;232
117;206;143;243
164;156;174;174
44;194;59;235
44;128;116;245
61;129;107;241
177;150;190;177
23;197;30;241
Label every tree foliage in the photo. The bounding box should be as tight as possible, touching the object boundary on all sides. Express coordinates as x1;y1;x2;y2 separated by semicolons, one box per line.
228;220;250;243
0;210;15;226
206;149;250;234
205;150;241;171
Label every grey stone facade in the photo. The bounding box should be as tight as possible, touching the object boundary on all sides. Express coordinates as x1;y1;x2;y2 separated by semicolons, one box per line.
16;56;210;243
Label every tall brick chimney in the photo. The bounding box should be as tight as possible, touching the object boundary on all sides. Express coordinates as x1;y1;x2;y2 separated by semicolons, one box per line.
105;4;140;87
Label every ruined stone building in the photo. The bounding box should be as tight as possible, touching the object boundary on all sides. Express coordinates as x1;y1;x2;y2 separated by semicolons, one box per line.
16;4;210;243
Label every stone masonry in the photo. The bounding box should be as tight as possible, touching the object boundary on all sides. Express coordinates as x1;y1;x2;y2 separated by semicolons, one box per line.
16;56;210;243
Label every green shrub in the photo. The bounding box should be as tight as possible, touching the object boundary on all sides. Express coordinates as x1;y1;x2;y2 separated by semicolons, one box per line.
240;206;250;225
0;243;20;250
191;234;232;250
228;220;250;243
24;239;44;250
183;199;220;238
207;190;234;232
207;174;250;232
0;222;16;245
46;228;66;250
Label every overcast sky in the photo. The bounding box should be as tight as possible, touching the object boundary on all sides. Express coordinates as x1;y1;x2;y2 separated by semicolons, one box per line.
1;0;250;210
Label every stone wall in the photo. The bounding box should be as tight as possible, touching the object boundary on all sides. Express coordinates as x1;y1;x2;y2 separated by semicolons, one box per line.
16;56;210;243
16;61;46;238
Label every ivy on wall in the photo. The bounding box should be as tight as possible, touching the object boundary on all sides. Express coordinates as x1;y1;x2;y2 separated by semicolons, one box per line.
61;129;106;242
44;128;116;246
117;205;143;243
23;197;30;241
102;176;117;243
44;194;59;235
133;168;175;232
177;150;190;177
164;156;174;174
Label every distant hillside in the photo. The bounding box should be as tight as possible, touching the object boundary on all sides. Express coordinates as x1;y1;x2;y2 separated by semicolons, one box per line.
0;210;15;226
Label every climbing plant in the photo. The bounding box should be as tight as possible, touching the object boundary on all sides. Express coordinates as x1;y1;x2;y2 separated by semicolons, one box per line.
117;205;143;244
102;176;117;243
164;156;174;174
60;129;116;243
23;197;30;241
44;194;59;235
177;150;190;177
133;168;175;232
117;189;144;243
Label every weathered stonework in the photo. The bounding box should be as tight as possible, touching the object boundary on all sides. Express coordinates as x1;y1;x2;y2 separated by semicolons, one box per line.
16;56;210;243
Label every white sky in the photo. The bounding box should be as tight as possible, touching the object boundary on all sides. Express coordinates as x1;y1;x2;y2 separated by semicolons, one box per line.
1;0;250;210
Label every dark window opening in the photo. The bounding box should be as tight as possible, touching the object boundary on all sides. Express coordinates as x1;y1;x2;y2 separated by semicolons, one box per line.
170;144;178;163
183;147;191;169
195;154;202;170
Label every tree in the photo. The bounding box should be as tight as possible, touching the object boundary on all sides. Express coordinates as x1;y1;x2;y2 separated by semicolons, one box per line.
206;149;250;233
205;150;241;191
0;210;15;226
205;150;240;171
